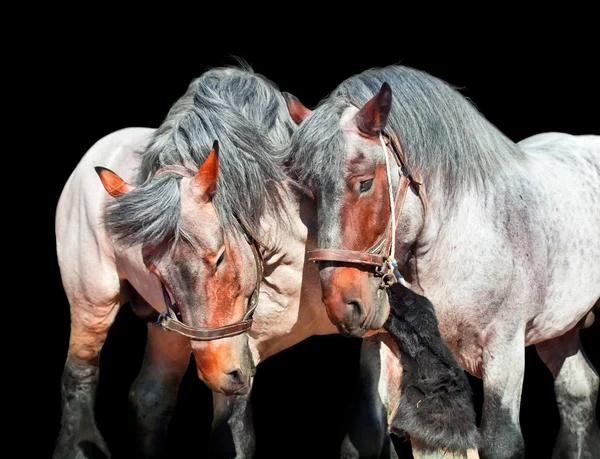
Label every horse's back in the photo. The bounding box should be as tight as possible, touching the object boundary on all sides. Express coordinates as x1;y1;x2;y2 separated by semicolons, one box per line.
56;127;154;222
60;127;156;193
55;127;155;300
518;131;599;160
518;132;599;190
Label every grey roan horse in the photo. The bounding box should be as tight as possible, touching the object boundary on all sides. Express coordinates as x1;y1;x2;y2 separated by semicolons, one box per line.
54;64;478;458
283;64;600;459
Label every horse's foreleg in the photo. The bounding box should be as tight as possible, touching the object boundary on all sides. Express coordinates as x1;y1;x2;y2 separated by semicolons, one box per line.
536;324;600;459
479;328;526;459
54;292;121;459
128;322;191;458
340;334;399;459
209;391;255;458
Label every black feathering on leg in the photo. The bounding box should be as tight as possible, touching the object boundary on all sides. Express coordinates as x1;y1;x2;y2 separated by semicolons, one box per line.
384;283;480;453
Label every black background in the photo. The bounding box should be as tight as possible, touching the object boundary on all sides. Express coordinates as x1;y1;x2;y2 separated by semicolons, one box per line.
35;15;599;459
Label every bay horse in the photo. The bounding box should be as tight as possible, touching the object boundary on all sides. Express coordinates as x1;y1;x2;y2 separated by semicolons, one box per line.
55;65;477;459
282;64;600;459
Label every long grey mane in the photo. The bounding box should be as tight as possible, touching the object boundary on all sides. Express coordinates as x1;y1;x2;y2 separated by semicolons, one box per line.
103;63;295;248
284;65;526;203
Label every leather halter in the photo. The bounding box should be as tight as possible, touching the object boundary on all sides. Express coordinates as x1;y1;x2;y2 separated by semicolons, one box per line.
150;164;263;341
307;132;428;288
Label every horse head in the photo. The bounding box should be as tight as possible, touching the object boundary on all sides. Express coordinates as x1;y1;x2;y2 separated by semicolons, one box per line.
285;84;426;338
96;141;260;395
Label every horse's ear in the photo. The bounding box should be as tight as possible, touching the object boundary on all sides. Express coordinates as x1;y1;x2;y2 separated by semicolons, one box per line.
95;166;136;197
283;92;312;125
192;140;219;201
354;82;393;137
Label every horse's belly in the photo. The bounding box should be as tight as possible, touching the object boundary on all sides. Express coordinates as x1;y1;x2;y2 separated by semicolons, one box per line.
525;301;599;346
525;265;600;345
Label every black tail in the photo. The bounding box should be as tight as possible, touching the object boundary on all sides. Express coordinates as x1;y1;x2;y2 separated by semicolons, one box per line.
384;283;480;452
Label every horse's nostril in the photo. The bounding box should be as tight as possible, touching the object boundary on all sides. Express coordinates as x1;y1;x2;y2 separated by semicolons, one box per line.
226;369;242;383
347;300;366;323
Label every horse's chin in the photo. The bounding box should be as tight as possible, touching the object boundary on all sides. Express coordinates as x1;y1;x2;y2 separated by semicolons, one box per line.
336;321;386;339
362;293;390;332
202;378;251;396
337;326;366;339
218;385;250;397
196;365;252;396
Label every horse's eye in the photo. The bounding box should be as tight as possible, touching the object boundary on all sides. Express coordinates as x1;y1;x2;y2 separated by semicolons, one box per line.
216;250;225;267
359;179;373;193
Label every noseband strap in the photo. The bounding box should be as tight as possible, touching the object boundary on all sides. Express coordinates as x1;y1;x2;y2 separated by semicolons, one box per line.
307;132;428;289
150;164;264;341
156;236;262;340
307;250;385;267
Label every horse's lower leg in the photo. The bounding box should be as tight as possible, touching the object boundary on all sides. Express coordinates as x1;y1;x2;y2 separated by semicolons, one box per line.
340;335;399;459
54;298;121;459
536;326;600;459
479;330;526;459
128;323;191;458
209;391;255;458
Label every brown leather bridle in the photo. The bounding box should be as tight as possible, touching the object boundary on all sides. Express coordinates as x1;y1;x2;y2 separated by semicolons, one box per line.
307;132;428;288
149;165;264;341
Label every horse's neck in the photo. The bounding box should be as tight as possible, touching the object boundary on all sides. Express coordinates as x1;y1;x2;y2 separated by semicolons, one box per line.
398;171;519;297
248;181;336;364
